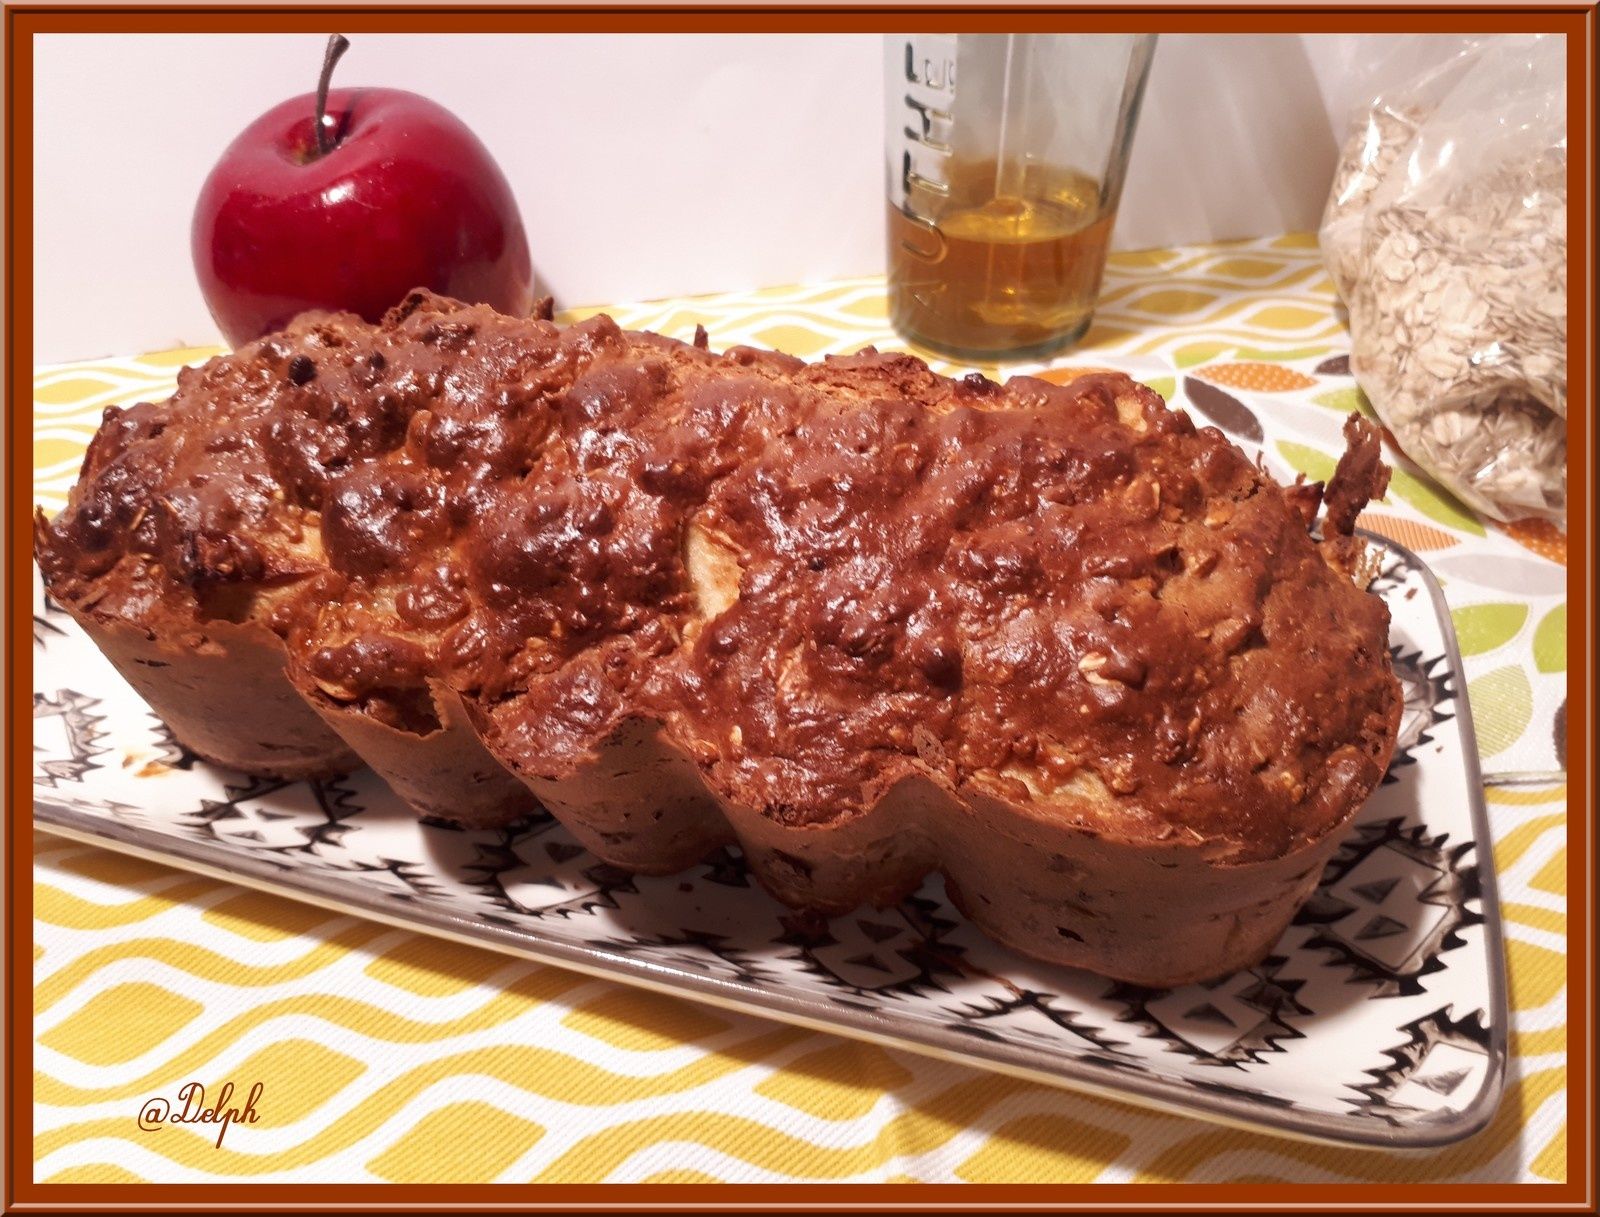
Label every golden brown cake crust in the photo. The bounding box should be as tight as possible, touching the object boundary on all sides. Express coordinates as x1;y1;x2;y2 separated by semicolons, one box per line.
35;291;1403;982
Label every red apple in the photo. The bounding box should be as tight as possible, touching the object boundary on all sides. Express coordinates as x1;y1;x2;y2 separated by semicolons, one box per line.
193;36;533;347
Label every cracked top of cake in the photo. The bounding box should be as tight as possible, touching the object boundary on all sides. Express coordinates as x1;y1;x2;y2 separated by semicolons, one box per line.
36;291;1400;864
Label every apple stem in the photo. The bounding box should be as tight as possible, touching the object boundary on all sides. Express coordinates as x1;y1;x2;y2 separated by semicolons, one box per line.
315;34;351;157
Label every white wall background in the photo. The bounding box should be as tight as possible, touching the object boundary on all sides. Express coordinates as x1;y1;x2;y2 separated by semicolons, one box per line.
34;32;1470;362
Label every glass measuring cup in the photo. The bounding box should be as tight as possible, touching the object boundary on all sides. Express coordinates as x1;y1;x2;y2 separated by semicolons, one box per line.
885;34;1157;359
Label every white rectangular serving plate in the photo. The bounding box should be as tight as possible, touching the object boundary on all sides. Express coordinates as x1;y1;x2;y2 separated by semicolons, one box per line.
32;534;1507;1148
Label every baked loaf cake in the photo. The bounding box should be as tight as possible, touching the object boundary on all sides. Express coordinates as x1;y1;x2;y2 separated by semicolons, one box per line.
36;291;1402;985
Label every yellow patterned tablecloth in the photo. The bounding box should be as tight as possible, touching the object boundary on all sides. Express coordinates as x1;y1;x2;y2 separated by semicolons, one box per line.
32;235;1568;1184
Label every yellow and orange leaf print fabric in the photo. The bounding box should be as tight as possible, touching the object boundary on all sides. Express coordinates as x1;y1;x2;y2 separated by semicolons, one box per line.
33;235;1567;1183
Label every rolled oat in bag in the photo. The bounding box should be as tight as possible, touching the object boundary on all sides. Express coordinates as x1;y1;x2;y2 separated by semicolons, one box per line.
1320;34;1566;524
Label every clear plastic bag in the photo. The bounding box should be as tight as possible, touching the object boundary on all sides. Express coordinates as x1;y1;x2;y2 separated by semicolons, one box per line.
1320;34;1566;524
